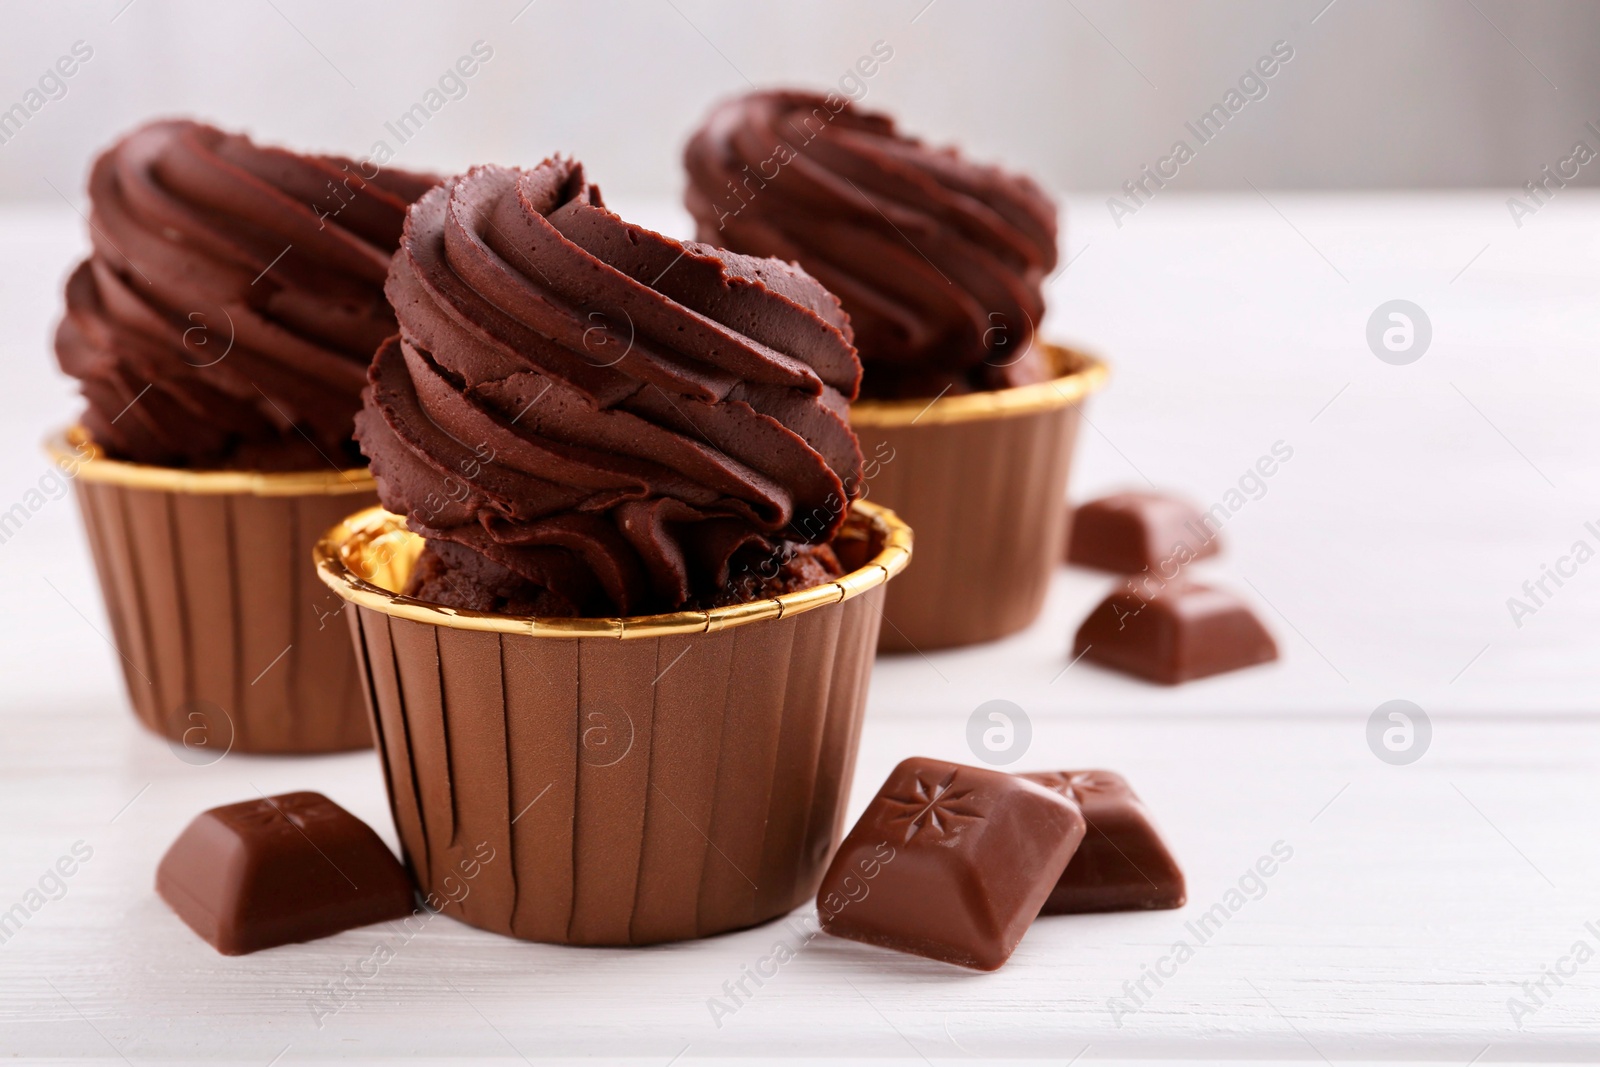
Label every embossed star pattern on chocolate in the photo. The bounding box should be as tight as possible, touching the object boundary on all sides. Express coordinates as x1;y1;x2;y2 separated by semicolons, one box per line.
818;757;1084;970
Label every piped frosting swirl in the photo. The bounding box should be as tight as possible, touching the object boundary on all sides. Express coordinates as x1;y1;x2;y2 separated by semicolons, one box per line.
685;90;1059;399
55;118;436;469
356;158;864;617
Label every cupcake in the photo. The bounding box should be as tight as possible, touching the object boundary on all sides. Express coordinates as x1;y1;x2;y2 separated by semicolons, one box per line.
686;91;1104;650
316;158;910;945
50;119;436;752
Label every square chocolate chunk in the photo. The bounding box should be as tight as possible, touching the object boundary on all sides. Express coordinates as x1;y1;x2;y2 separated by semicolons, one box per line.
817;757;1085;970
156;792;415;955
1066;492;1220;574
1074;581;1278;685
1020;770;1185;914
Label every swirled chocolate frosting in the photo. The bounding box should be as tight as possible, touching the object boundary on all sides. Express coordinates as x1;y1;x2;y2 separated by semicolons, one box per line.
54;119;436;469
685;90;1059;399
356;159;864;618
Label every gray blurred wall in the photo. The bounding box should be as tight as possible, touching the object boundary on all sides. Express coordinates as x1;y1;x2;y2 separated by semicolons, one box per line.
1;0;1596;201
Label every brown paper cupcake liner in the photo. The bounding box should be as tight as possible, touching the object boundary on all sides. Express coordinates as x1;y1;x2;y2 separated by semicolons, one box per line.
314;501;911;945
849;344;1107;652
46;428;377;754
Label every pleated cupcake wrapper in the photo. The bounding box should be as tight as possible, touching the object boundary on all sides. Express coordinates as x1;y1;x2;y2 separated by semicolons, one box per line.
315;502;912;946
47;428;377;754
849;344;1107;652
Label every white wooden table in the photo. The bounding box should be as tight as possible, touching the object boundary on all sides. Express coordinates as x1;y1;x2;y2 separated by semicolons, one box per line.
2;193;1597;1064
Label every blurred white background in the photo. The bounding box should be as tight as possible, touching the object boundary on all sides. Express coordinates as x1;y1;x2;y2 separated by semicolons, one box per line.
2;0;1597;202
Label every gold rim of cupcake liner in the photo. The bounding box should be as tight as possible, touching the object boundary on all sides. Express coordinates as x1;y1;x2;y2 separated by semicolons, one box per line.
848;342;1108;427
45;426;376;497
313;500;913;640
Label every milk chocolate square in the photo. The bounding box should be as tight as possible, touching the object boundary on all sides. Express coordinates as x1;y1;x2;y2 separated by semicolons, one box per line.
1074;581;1277;685
156;792;415;955
1066;492;1220;574
1020;770;1185;914
817;757;1085;971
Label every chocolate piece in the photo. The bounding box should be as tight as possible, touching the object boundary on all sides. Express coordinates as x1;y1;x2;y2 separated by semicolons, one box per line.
157;792;415;955
685;90;1058;399
1020;771;1185;914
1074;582;1278;685
357;158;864;617
1066;491;1220;574
817;757;1084;970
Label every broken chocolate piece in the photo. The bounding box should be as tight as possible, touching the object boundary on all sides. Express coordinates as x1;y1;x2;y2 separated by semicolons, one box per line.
1074;581;1278;685
1020;770;1185;913
156;791;415;955
1066;492;1220;574
817;757;1085;971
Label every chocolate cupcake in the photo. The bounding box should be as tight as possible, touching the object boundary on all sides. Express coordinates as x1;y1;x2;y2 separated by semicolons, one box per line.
50;119;436;752
317;158;911;945
686;91;1105;650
